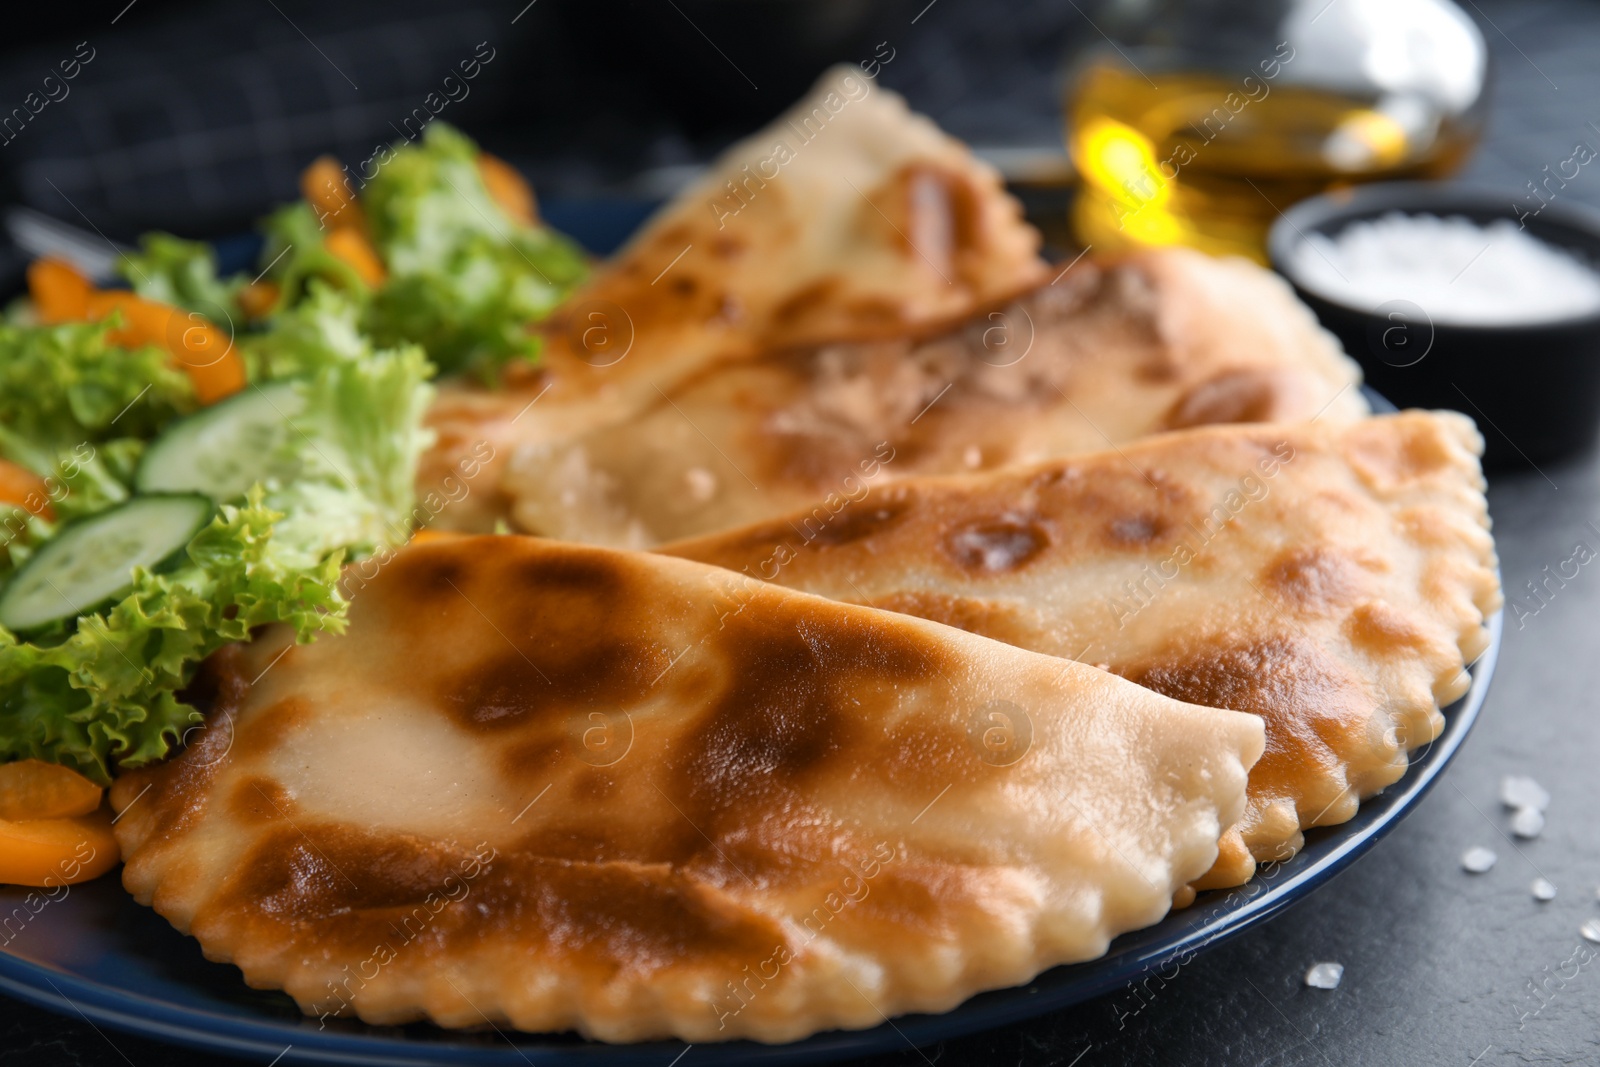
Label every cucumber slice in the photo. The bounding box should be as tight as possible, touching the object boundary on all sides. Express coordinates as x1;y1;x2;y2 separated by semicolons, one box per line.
0;494;213;632
136;381;306;501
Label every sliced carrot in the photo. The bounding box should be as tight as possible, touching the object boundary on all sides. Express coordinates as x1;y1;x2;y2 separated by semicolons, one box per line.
301;155;365;231
477;152;537;226
0;459;53;521
409;529;464;546
27;258;93;324
85;289;169;347
168;313;246;404
236;280;281;320
324;228;387;287
0;806;118;887
0;760;102;821
84;291;245;405
31;262;247;405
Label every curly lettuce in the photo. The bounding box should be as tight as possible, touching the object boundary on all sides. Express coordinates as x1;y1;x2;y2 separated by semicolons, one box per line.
0;123;574;781
0;490;345;783
265;339;436;566
119;233;246;325
0;290;435;781
241;281;369;381
0;320;193;576
257;201;374;310
361;124;587;377
0;318;194;448
255;123;588;378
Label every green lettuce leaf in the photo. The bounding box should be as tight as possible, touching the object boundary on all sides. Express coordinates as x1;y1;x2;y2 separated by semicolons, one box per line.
266;339;436;564
119;233;246;324
358;123;588;377
257;201;374;311
0;489;345;783
0;320;182;580
0;295;434;782
0;318;194;449
242;281;369;381
0;426;134;524
246;122;586;377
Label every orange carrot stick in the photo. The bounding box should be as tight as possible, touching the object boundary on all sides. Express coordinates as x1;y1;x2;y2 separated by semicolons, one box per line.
85;291;246;405
0;460;53;521
0;760;103;821
409;529;465;546
27;258;93;324
0;807;118;887
477;152;538;226
301;155;365;231
324;228;387;287
236;280;281;320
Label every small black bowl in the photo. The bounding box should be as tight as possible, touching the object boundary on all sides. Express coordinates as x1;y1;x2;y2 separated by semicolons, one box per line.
1267;182;1600;468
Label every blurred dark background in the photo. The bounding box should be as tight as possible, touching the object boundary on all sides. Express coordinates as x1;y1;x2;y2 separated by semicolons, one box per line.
0;0;1091;247
0;0;1594;249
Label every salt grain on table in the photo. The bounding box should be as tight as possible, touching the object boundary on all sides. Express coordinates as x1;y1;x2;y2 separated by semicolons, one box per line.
1511;806;1546;839
1304;962;1344;990
1500;774;1551;812
1461;846;1497;873
1291;214;1600;325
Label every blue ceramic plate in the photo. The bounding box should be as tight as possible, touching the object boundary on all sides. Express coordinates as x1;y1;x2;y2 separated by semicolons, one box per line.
0;246;1499;1065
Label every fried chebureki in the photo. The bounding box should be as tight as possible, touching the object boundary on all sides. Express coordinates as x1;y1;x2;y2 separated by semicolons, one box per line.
421;65;1048;528
660;411;1502;887
540;66;1048;380
111;538;1263;1043
499;247;1369;547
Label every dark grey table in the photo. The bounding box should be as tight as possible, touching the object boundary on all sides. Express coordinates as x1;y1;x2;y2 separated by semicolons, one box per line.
4;2;1600;1065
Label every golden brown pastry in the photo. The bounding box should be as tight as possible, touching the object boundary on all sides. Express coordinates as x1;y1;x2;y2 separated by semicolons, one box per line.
539;66;1048;378
421;65;1047;529
111;537;1262;1043
660;412;1501;885
499;247;1368;546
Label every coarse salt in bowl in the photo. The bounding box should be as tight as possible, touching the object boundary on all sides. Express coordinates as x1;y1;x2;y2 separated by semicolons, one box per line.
1290;212;1600;326
1269;183;1600;466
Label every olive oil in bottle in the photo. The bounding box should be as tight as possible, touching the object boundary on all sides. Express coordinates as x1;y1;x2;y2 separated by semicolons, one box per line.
1065;5;1486;262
